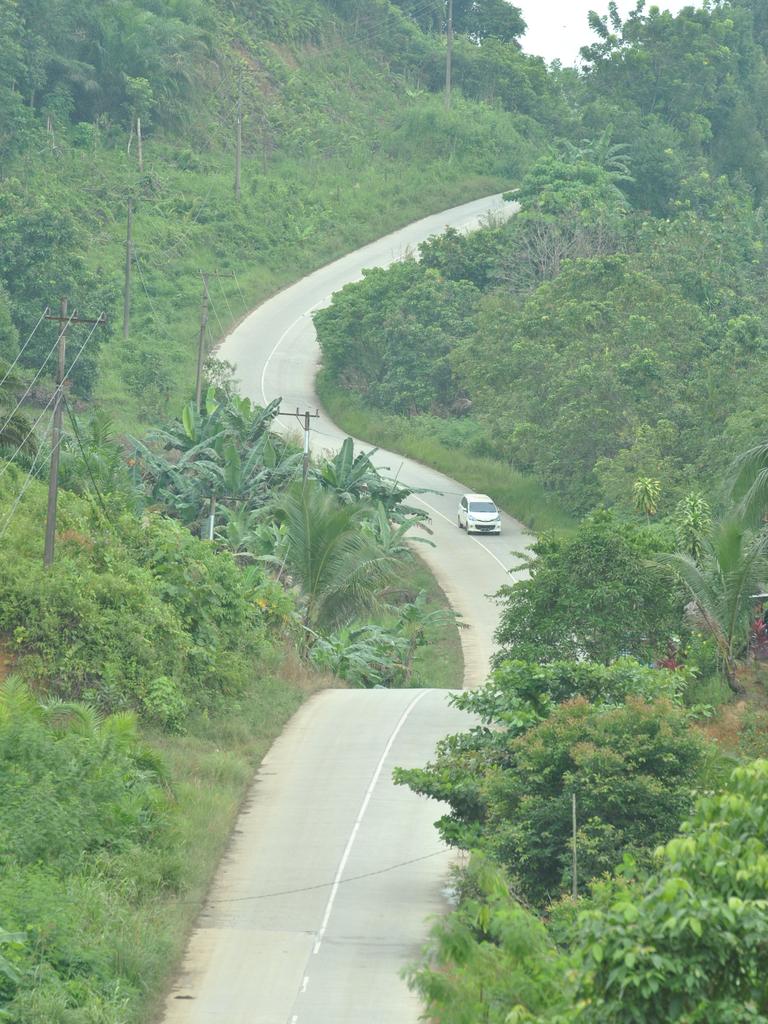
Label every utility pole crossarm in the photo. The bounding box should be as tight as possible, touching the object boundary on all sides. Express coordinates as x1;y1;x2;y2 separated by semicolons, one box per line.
276;407;320;484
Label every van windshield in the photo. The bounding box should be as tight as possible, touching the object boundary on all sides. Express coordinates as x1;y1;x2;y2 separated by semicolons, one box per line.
470;501;497;513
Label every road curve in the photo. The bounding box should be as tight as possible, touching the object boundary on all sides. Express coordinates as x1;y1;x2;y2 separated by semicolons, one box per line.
220;191;528;687
160;196;531;1024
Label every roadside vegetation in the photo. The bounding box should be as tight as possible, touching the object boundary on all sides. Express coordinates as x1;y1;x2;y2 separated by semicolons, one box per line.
397;435;768;1021
6;0;768;1022
0;375;462;1021
315;0;768;523
0;0;563;431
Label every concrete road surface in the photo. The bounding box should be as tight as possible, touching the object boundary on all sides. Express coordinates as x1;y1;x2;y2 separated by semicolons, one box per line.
219;191;529;687
161;195;532;1024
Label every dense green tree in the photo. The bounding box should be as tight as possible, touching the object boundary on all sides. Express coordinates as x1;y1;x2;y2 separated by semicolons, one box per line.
0;182;116;396
576;759;768;1023
399;691;708;906
455;255;710;510
315;259;479;415
581;1;768;198
493;513;682;665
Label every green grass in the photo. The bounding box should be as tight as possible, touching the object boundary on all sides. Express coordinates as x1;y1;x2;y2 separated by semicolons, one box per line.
137;663;314;1021
402;553;465;690
317;377;575;533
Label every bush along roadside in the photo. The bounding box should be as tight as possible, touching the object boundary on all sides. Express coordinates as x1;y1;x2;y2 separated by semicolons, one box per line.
0;382;465;1022
316;375;574;533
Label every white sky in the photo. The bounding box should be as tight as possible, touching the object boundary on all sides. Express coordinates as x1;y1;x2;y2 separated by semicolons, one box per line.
515;0;691;65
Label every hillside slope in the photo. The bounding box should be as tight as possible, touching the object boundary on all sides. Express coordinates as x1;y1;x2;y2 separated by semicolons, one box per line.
0;0;559;429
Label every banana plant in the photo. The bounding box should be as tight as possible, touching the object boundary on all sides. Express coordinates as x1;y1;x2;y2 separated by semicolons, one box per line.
0;926;25;986
314;436;431;524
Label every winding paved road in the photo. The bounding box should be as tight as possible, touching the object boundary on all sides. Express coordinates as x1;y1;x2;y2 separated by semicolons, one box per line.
160;195;530;1024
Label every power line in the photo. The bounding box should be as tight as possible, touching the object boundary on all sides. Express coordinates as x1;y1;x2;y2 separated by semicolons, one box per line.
207;287;225;336
232;269;249;314
215;270;236;320
0;410;55;542
0;314;105;485
0;307;50;390
0;309;76;439
0;386;59;483
207;848;451;905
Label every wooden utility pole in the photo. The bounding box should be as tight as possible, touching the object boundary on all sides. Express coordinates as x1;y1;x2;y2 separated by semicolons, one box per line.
204;495;217;541
302;409;312;484
43;301;106;567
571;792;578;899
235;69;243;202
123;198;133;340
136;116;144;172
195;273;210;412
445;0;454;109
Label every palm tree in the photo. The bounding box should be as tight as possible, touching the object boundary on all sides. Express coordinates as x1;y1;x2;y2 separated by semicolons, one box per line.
659;519;768;692
672;492;711;561
633;477;661;523
273;483;397;628
731;439;768;526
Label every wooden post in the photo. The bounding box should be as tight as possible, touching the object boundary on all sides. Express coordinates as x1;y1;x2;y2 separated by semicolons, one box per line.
235;69;242;201
572;791;578;899
137;115;143;172
123;198;133;340
445;0;453;110
43;298;68;568
195;273;210;412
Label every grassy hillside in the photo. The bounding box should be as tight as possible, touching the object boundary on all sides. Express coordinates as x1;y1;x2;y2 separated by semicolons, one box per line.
0;0;557;431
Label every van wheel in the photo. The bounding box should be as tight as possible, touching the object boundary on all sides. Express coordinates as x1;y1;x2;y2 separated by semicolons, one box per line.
457;516;463;530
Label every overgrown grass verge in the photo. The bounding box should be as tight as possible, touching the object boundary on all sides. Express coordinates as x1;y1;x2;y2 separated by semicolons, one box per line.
0;651;334;1024
139;658;329;1022
401;553;464;689
317;377;575;533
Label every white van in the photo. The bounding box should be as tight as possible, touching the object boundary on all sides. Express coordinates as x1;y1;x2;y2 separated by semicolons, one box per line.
457;493;501;535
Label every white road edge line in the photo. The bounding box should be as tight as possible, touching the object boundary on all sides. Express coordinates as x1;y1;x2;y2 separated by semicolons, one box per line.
260;310;310;405
312;689;430;956
258;302;512;579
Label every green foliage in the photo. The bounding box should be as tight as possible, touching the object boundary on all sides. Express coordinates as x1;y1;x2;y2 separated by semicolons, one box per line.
658;518;768;690
0;678;168;872
575;760;768;1022
581;2;768;200
673;492;712;561
0;678;173;1016
399;694;709;908
0;478;285;724
453;657;688;732
0;182;116;396
272;482;402;628
315;259;480;415
494;512;682;665
309;622;408;688
406;853;575;1024
133;393;301;531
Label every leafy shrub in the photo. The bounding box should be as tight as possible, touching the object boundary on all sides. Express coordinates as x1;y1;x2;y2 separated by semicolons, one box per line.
494;512;683;666
576;760;768;1022
453;657;688;732
0;483;287;724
